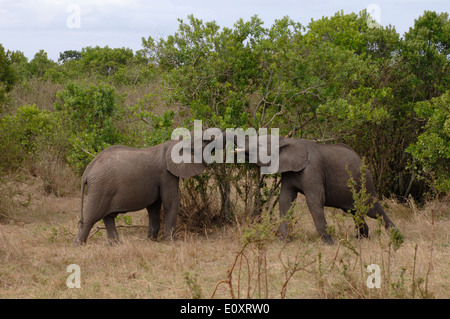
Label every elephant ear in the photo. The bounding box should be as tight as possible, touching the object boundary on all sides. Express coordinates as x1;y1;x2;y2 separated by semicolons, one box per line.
276;137;310;173
166;140;207;179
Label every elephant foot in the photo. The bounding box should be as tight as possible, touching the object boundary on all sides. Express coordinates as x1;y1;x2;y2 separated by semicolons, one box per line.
355;233;369;240
147;233;160;241
321;234;334;245
355;223;370;239
278;221;289;242
73;232;89;246
107;237;121;246
73;237;85;246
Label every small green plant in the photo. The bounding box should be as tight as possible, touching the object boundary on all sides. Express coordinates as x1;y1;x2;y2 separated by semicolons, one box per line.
115;214;133;226
184;271;203;299
241;211;280;248
47;226;72;243
388;227;404;251
241;211;280;298
347;158;374;236
212;208;315;299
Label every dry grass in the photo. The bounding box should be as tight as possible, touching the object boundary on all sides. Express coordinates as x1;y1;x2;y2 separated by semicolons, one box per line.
6;78;63;113
0;174;449;299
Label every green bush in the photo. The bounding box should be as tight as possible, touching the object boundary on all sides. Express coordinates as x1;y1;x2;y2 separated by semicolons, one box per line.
407;91;450;194
54;82;125;172
0;44;17;108
1;10;448;202
0;104;56;171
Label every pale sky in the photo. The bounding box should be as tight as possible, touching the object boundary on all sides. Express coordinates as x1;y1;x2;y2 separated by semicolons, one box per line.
0;0;448;60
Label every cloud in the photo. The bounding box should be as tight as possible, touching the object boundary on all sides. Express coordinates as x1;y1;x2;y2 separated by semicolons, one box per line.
1;0;449;60
0;0;149;31
0;0;68;30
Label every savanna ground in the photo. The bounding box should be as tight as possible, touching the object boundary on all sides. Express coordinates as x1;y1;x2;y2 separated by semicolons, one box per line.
0;173;448;299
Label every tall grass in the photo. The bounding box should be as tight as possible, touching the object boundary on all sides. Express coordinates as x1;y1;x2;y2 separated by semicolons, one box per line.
0;173;448;298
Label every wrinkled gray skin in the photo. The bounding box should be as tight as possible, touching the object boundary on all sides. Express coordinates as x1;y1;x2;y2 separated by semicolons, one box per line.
74;137;214;245
241;136;397;245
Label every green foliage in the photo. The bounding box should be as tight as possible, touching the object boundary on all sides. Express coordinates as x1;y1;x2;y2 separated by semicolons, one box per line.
28;50;58;79
0;104;56;171
347;159;375;229
407;91;450;193
54;82;125;171
129;93;175;146
58;50;82;63
0;44;17;107
402;11;449;101
184;271;203;299
241;211;280;248
0;10;448;201
8;50;29;83
388;227;405;251
146;14;263;129
115;214;133;226
77;46;134;77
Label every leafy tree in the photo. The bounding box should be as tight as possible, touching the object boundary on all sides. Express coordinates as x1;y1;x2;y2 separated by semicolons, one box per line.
54;82;125;171
28;50;57;78
58;50;82;63
305;10;400;59
305;10;449;198
0;104;56;171
407;91;450;194
8;50;30;82
401;11;449;101
78;46;134;77
145;15;263;128
0;44;17;108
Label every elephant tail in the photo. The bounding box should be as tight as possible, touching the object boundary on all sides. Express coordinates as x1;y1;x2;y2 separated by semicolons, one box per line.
79;174;88;228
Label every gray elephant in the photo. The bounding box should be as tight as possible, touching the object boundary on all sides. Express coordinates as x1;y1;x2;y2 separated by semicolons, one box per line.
238;135;398;245
74;133;218;245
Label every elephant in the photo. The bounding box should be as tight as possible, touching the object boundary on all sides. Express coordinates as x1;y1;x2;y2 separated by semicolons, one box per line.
237;135;398;245
74;131;223;245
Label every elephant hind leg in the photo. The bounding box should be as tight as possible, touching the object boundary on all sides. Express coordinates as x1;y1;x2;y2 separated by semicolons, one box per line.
103;213;120;245
349;209;370;238
368;201;397;229
304;188;334;245
74;217;97;245
74;195;111;245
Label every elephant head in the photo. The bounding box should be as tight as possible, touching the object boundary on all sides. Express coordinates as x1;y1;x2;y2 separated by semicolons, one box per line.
165;127;230;178
235;134;310;174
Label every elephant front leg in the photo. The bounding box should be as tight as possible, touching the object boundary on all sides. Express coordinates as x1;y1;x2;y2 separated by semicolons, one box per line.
279;183;298;241
161;178;180;239
147;200;162;240
162;201;178;239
